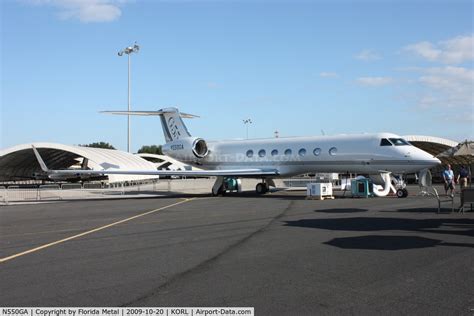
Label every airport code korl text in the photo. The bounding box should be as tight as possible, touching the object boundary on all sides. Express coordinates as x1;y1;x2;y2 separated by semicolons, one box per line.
1;308;254;316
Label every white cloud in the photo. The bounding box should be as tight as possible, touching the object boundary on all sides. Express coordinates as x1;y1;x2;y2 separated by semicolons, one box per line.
356;76;393;86
417;66;474;108
398;66;473;112
448;113;474;124
319;72;338;78
420;66;473;92
415;95;435;109
355;49;381;61
206;82;220;89
27;0;124;23
404;34;474;64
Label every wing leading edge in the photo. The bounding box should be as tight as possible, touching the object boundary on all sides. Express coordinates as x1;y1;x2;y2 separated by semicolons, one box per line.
32;146;278;178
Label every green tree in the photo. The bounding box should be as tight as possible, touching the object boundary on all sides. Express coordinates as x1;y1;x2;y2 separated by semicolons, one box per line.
80;142;116;149
138;145;163;155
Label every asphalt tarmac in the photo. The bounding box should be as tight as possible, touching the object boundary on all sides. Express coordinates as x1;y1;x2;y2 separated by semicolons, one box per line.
1;189;473;315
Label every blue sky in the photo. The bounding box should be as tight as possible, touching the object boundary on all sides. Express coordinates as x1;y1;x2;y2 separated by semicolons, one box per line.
1;0;473;152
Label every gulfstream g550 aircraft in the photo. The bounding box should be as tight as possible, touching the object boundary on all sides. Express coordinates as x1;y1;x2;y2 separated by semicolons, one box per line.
32;107;440;197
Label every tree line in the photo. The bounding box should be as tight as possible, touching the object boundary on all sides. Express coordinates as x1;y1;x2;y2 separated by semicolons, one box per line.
79;142;163;155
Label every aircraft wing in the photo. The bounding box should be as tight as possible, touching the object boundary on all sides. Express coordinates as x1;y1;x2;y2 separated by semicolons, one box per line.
32;146;278;177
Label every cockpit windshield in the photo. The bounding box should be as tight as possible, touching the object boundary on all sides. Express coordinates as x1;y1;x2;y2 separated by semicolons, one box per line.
380;138;411;146
389;138;410;146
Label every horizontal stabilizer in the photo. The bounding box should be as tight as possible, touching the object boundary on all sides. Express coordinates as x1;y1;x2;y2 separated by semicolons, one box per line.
102;107;197;142
100;110;199;118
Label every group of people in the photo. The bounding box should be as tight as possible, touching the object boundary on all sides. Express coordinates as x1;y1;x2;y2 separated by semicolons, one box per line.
442;164;470;196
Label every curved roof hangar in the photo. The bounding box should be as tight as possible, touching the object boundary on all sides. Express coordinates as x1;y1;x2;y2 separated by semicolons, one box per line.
0;142;159;183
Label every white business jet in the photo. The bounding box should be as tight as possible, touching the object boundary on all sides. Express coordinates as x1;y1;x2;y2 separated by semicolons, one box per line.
32;107;440;197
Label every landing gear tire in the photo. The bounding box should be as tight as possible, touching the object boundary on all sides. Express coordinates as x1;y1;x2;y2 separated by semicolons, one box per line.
212;185;226;196
256;183;268;194
396;188;408;198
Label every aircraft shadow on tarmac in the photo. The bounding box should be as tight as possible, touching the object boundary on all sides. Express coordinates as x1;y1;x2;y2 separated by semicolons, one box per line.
315;208;369;213
210;191;307;200
323;235;473;250
383;207;459;214
284;217;474;250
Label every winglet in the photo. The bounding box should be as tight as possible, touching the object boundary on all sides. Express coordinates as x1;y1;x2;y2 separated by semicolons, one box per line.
32;145;49;172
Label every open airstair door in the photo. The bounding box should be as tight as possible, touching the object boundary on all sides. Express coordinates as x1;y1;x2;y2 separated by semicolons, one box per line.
418;169;433;196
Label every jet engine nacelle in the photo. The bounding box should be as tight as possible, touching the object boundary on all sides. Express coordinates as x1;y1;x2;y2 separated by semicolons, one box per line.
162;137;209;160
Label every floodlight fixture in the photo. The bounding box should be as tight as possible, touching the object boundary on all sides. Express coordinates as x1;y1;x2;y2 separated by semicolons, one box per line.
243;118;252;139
118;42;140;153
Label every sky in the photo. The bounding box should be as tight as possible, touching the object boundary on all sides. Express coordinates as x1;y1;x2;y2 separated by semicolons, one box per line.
1;0;473;152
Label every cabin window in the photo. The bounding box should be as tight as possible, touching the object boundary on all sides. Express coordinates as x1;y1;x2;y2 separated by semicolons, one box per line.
271;149;278;156
329;147;337;156
313;148;321;156
380;138;392;146
389;138;410;146
298;148;307;156
284;149;292;156
246;150;254;158
258;149;266;157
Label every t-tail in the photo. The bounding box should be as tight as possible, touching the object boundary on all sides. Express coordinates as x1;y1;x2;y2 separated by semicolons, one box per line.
101;107;198;143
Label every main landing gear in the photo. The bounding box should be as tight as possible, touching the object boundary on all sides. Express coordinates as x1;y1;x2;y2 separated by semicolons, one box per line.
255;182;269;194
211;176;242;196
212;176;225;196
212;177;275;196
255;179;275;194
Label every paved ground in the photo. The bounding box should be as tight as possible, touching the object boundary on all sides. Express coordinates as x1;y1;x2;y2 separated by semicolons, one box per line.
0;187;473;315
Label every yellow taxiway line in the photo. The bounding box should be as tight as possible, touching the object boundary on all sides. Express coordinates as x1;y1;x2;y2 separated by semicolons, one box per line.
0;198;194;264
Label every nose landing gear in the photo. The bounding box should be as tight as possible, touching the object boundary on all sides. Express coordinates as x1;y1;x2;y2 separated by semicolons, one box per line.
396;188;408;198
393;176;408;198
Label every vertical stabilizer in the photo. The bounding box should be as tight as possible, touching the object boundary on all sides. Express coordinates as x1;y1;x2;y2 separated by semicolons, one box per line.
159;107;192;143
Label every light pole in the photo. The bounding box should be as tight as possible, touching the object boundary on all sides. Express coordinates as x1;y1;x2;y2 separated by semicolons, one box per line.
118;43;140;153
243;118;252;139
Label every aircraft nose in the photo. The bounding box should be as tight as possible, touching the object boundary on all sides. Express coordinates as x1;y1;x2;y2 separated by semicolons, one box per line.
422;152;441;167
413;149;441;168
430;156;442;166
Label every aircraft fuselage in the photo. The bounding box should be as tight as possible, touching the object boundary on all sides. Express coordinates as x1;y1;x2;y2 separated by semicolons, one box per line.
165;133;439;177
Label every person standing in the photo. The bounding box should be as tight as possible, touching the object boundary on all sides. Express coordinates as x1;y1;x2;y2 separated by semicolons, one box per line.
442;164;455;196
457;165;469;189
